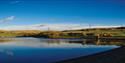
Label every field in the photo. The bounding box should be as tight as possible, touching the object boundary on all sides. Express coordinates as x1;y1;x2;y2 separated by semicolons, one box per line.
0;27;125;38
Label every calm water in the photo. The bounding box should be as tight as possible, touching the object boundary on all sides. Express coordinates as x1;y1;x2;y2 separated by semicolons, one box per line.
0;37;121;63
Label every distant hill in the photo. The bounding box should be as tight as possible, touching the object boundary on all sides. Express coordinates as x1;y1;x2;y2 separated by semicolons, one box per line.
0;24;122;31
64;26;125;31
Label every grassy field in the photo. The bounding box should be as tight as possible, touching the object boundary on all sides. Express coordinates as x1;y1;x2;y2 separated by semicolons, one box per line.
0;27;125;38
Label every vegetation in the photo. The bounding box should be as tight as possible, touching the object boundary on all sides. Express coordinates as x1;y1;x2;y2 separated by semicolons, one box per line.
0;27;125;38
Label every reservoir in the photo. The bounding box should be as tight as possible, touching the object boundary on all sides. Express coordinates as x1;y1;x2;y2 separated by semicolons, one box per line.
0;38;120;63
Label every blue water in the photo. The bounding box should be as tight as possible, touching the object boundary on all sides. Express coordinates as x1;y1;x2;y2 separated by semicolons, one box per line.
0;38;119;63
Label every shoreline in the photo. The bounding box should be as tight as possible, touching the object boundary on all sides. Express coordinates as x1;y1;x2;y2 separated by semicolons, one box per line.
55;46;125;63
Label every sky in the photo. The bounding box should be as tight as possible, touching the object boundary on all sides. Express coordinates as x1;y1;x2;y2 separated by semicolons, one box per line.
0;0;125;28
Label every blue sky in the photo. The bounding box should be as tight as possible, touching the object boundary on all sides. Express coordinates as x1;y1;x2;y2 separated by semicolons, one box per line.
0;0;125;26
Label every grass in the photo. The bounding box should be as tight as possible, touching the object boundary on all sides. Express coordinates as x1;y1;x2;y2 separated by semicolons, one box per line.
0;33;17;37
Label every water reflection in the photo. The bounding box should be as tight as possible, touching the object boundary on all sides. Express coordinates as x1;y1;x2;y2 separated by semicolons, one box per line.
0;38;121;63
68;39;125;46
0;38;120;56
0;38;124;48
0;49;14;56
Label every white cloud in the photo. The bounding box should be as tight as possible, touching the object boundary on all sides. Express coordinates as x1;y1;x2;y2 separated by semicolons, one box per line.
0;16;15;23
10;1;21;4
0;24;121;31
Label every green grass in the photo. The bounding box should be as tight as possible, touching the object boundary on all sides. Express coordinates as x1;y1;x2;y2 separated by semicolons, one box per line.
0;33;17;37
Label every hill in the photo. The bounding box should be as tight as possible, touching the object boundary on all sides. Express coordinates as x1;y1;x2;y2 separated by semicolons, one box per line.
0;26;124;38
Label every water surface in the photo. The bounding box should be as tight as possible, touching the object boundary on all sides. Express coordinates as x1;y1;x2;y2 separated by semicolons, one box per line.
0;38;120;63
